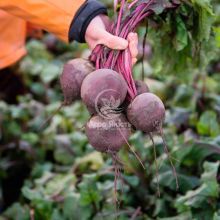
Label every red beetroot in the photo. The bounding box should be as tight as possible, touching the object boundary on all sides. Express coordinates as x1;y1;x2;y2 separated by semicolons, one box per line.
85;114;131;153
81;69;127;114
127;93;165;133
135;80;149;95
60;58;94;105
40;59;94;129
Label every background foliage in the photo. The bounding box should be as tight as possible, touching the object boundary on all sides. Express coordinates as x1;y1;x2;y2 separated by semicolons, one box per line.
0;0;220;219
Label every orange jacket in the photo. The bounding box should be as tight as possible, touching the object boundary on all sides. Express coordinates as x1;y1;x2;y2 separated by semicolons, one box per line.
0;0;86;69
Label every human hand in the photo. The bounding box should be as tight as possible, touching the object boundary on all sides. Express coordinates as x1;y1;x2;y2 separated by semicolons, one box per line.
85;15;138;65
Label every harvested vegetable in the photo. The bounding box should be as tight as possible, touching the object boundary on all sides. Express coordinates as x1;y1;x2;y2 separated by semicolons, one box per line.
81;68;127;115
126;92;165;133
135;80;149;95
60;58;94;104
40;58;94;129
85;113;132;205
85;114;131;153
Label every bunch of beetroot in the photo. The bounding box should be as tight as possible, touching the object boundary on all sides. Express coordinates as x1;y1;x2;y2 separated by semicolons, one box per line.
57;0;179;200
60;62;133;155
59;58;165;156
59;59;166;202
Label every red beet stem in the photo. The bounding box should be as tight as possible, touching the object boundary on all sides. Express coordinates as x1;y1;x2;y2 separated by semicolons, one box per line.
89;0;177;100
115;0;125;36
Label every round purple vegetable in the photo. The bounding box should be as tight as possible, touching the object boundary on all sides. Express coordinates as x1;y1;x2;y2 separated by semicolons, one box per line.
60;58;94;105
127;93;165;133
85;114;131;153
81;69;127;115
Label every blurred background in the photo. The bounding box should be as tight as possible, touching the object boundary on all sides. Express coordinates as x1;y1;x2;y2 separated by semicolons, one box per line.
0;0;220;219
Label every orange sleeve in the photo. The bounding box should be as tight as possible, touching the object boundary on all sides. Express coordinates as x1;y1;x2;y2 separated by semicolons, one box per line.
0;0;85;42
0;11;27;69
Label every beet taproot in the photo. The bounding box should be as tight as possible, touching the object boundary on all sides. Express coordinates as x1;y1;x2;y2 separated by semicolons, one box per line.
85;114;131;153
81;69;127;115
120;80;149;111
127;93;165;133
60;58;94;105
39;59;94;130
135;80;149;95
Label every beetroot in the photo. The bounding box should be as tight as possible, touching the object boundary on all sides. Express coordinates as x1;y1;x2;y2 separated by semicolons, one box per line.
87;0;179;197
120;80;149;109
81;69;127;115
135;80;149;95
40;59;94;129
127;93;165;133
138;41;152;60
85;113;132;207
85;114;131;153
60;58;94;105
43;34;58;52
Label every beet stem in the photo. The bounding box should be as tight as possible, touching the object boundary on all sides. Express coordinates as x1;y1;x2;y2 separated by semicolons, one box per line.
114;153;125;196
112;153;120;216
149;133;160;197
113;154;118;203
115;0;125;36
118;128;145;170
128;0;139;9
159;128;179;190
113;153;126;166
141;20;148;81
